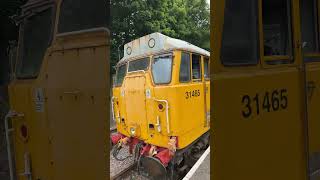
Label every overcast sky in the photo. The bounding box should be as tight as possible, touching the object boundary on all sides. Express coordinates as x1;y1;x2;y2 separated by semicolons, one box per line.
207;0;210;5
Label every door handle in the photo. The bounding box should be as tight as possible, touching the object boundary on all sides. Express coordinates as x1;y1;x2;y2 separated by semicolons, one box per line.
63;90;81;95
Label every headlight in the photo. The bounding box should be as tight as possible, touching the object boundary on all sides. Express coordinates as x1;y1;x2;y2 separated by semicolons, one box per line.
130;127;136;136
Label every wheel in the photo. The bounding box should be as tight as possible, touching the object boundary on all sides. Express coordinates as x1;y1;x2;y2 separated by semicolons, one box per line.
139;156;168;180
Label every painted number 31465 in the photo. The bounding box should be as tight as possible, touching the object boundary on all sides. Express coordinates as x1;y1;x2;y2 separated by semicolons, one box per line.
241;89;288;118
185;90;200;99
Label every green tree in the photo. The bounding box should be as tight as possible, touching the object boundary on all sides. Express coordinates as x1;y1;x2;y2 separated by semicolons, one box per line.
110;0;209;74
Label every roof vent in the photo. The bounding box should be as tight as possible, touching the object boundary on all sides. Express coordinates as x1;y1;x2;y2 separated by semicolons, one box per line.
126;46;132;55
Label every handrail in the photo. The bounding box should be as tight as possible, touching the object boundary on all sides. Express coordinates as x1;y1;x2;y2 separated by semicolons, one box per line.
111;97;116;121
111;97;120;123
153;98;170;134
56;27;110;37
5;111;24;180
63;91;81;95
19;152;32;180
4;111;14;180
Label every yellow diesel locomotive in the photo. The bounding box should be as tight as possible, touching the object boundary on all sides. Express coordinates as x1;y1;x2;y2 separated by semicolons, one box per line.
212;0;320;180
111;32;210;179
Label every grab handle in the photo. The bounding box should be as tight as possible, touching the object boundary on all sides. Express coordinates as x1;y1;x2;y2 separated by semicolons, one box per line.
5;111;25;180
63;90;81;95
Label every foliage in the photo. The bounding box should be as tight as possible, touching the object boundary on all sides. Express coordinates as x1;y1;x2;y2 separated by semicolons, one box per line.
110;0;210;74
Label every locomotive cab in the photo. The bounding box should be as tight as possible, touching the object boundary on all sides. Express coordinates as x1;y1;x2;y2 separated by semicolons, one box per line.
212;0;320;179
111;32;210;179
5;0;109;179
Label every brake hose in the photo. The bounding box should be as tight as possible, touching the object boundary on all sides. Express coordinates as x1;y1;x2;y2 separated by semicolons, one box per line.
112;143;132;161
134;142;143;174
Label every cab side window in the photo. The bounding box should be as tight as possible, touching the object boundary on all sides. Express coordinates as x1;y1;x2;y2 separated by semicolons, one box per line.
180;52;191;82
115;64;127;86
204;57;210;80
263;0;292;57
221;0;258;65
192;54;202;80
300;0;319;54
17;8;54;78
58;0;109;33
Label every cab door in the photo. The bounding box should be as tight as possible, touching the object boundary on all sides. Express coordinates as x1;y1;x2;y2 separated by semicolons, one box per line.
203;56;210;127
212;0;308;179
190;54;206;128
177;52;206;136
300;0;320;178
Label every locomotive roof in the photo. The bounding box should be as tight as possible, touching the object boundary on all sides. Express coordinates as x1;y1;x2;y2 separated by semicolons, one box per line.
117;32;210;66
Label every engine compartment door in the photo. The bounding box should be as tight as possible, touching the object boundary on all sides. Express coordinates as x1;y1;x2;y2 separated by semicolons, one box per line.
123;73;148;140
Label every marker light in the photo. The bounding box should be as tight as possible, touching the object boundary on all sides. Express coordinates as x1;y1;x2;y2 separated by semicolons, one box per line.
158;104;164;110
20;125;28;139
130;127;136;136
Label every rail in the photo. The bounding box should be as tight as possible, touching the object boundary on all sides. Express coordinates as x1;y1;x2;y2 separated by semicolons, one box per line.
110;162;136;180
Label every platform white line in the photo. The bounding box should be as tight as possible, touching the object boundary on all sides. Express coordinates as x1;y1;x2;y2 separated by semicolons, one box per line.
183;146;210;180
311;169;320;177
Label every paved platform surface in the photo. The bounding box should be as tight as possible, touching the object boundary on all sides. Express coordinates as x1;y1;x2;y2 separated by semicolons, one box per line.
311;170;320;180
183;147;210;180
190;153;210;180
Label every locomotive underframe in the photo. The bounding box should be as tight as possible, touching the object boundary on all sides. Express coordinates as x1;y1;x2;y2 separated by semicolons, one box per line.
111;131;210;180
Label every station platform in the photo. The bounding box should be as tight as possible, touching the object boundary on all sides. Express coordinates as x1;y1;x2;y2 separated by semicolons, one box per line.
183;147;210;180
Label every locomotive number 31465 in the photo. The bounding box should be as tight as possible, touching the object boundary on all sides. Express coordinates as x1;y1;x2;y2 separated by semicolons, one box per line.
185;90;200;99
241;89;288;118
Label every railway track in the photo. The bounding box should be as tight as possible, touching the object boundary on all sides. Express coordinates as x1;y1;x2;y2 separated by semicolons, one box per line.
110;148;208;180
110;162;136;180
109;126;209;180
